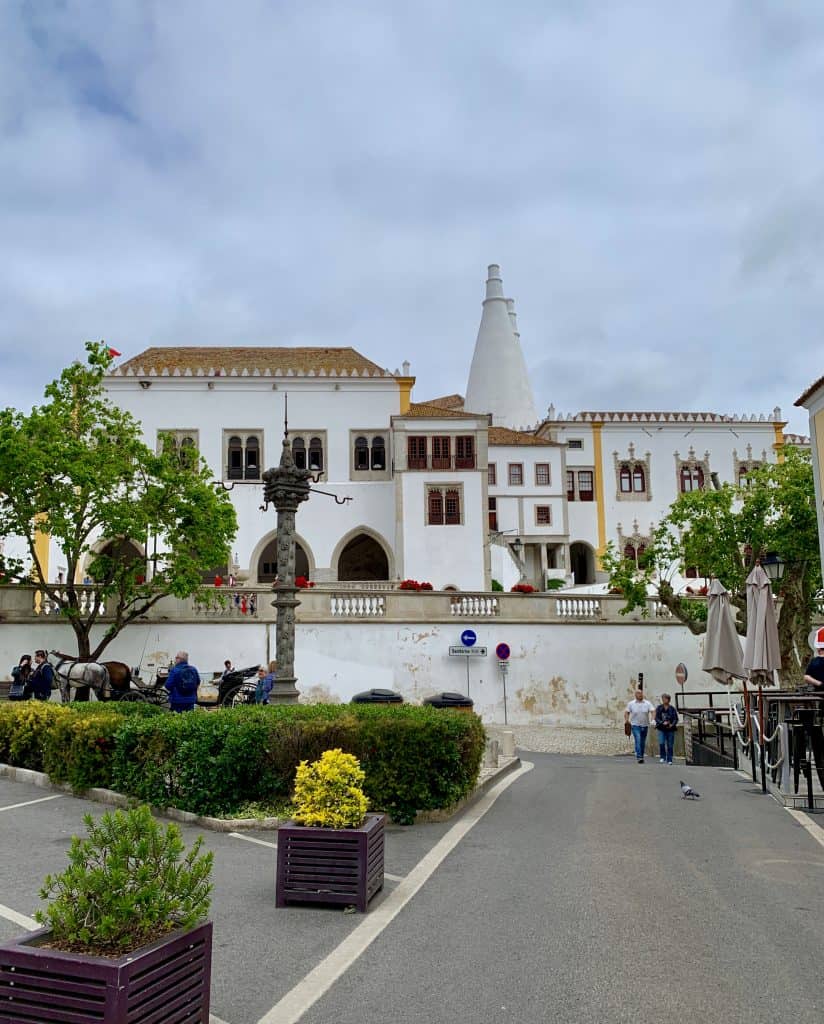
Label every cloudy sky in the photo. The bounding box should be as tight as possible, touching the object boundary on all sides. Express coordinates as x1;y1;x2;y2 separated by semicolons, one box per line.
1;1;822;433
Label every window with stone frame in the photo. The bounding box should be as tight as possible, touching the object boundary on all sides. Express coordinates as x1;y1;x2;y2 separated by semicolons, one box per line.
488;496;498;531
508;463;524;486
577;470;594;501
613;445;651;501
535;463;551;486
488;463;497;486
566;469;575;502
455;435;476;469
427;484;463;526
617;521;652;567
223;431;262;481
351;432;389;479
408;435;427;470
432;435;451;470
288;430;327;479
158;430;199;468
734;446;766;489
535;505;552;526
676;448;709;494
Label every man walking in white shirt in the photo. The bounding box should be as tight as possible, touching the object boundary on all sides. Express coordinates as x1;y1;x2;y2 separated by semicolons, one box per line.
625;688;655;764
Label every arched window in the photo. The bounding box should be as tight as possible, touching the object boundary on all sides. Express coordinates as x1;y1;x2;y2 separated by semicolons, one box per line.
685;565;698;579
292;437;306;469
619;466;632;493
624;543;637;561
227;435;243;480
244;435;260;479
354;436;369;471
680;465;704;493
428;489;444;525
371;436;386;470
633;465;645;492
636;544;646;564
179;435;196;467
308;437;323;472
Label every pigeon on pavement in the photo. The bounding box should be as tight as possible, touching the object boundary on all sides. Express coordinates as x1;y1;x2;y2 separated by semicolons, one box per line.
680;780;700;799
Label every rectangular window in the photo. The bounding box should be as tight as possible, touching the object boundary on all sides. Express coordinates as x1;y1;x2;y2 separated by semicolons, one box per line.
535;463;551;486
455;436;476;469
566;470;575;502
408;436;427;470
578;470;594;501
488;463;497;486
432;435;451;470
488;497;498;531
508;463;524;486
535;505;552;525
567;439;584;450
427;485;462;526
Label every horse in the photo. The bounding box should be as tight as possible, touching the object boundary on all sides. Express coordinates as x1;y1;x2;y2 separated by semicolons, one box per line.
47;651;131;703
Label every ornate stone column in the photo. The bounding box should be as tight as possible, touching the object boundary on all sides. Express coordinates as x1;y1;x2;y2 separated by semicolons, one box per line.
262;438;312;704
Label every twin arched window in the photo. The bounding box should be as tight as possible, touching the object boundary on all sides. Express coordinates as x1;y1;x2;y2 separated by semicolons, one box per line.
291;434;325;473
619;464;646;493
354;435;387;471
226;433;260;480
680;465;704;493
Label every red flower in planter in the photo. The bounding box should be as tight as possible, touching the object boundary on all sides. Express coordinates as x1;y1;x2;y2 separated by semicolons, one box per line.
295;576;315;589
510;583;536;593
398;579;420;590
419;582;433;590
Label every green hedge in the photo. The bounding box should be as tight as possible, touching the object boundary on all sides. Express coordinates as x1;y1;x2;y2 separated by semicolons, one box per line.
0;703;486;825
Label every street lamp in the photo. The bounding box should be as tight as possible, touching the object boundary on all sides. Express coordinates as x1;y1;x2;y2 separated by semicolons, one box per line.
510;537;522;556
760;552;784;583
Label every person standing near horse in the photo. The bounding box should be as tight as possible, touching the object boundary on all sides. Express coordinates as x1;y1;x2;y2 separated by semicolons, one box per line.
9;655;32;701
165;651;200;712
28;650;55;701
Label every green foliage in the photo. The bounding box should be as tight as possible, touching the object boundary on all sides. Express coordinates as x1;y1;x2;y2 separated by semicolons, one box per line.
0;341;237;659
490;578;504;592
34;805;212;955
0;702;485;824
292;748;369;828
544;578;566;591
603;447;821;682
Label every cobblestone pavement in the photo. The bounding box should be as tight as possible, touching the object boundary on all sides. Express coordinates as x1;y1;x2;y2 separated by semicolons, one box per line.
487;723;631;756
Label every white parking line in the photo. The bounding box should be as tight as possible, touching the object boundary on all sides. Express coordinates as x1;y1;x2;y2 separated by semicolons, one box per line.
228;832;277;849
0;794;63;813
785;808;824;851
256;760;533;1024
384;872;404;883
0;904;39;931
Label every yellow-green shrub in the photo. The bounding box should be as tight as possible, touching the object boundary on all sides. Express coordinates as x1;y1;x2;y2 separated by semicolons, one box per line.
0;702;68;771
291;748;369;828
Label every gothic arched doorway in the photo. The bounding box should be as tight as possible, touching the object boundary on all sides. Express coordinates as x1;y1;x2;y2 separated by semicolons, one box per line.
570;542;595;585
257;537;309;583
337;534;389;582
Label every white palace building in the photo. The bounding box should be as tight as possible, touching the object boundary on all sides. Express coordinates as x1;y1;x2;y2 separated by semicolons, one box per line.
26;263;800;595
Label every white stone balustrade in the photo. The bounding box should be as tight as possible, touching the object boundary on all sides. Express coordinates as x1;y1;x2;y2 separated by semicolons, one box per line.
449;595;499;617
330;594;386;618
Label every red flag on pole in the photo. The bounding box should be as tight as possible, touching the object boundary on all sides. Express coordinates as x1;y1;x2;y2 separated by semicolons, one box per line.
107;347;122;358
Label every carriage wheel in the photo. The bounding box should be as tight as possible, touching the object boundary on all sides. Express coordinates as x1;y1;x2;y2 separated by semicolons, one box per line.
223;685;248;708
116;690;147;703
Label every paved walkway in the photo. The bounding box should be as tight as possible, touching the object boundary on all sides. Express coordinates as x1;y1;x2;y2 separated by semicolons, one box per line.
487;723;630;756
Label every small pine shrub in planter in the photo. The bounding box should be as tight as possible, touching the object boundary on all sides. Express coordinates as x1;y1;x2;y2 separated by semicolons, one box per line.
0;805;214;1021
277;749;385;912
491;578;504;592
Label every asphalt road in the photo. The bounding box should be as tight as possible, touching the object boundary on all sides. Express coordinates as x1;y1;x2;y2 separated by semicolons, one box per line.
2;755;824;1024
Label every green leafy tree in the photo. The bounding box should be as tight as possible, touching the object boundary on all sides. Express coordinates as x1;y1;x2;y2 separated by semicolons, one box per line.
0;342;237;659
602;447;821;685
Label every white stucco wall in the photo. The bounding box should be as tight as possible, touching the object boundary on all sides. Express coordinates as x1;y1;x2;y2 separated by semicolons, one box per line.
0;616;726;727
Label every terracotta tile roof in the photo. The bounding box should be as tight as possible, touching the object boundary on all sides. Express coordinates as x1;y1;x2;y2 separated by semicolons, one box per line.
112;346;389;377
795;374;824;407
425;394;466;410
400;402;482;419
488;426;559;447
784;432;811;445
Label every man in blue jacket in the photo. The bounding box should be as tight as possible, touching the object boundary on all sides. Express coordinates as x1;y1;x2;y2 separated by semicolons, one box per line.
165;650;200;712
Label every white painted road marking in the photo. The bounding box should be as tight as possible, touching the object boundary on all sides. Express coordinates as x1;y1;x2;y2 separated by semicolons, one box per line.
384;872;404;883
0;904;39;931
785;808;824;852
228;832;277;849
256;761;533;1024
0;794;62;813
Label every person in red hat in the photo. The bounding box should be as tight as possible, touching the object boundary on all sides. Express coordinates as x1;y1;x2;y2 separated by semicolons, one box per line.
803;627;824;690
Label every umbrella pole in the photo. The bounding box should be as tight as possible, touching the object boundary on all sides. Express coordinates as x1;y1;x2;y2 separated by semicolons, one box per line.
743;680;757;783
758;685;767;794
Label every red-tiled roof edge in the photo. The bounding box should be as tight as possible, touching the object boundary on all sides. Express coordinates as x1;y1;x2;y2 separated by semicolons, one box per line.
795;374;824;407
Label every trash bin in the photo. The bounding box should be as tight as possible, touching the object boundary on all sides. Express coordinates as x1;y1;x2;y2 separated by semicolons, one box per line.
351;688;404;704
423;691;474;711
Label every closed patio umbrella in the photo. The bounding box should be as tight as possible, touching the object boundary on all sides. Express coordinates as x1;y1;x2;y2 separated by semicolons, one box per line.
702;578;746;685
743;564;781;685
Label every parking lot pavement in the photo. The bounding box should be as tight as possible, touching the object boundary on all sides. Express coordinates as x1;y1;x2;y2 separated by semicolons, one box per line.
0;775;473;1024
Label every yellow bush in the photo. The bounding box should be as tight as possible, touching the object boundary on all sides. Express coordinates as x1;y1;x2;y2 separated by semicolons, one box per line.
291;748;369;829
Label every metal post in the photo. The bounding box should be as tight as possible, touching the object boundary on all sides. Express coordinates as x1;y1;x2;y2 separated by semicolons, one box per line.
466;655;470;698
499;660;508;725
758;686;767;794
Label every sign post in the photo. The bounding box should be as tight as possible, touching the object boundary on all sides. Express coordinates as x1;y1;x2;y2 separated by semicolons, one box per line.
496;643;511;724
448;631;486;696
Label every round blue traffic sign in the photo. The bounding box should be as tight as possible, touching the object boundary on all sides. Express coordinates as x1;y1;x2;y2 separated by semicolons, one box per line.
496;642;511;661
460;629;477;647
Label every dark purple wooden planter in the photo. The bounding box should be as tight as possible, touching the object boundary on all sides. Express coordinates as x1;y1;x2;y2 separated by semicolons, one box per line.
0;920;212;1024
276;813;385;913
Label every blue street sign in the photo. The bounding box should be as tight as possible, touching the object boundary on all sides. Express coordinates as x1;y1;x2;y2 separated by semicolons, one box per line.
496;642;511;661
460;629;477;647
